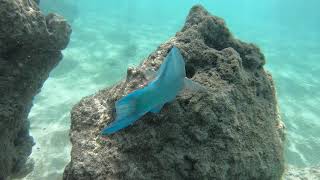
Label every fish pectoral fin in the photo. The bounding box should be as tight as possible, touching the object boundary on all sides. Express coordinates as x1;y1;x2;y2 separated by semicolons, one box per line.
101;90;141;135
181;77;207;93
144;68;157;81
150;104;164;113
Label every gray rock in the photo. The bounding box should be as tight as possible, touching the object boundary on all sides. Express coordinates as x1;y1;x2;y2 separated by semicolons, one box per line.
0;0;71;179
63;5;284;180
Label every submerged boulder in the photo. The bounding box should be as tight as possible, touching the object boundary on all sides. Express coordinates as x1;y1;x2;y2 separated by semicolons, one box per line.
0;0;71;179
63;5;284;180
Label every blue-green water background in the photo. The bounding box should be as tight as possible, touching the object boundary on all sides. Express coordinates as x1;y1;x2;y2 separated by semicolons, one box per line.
25;0;320;179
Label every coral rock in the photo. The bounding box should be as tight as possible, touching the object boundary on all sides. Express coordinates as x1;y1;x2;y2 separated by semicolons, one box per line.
63;5;284;180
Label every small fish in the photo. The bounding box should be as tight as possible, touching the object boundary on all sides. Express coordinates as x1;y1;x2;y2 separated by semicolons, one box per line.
101;46;205;135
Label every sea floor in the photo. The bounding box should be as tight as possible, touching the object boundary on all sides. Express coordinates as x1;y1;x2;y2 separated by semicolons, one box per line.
23;3;320;180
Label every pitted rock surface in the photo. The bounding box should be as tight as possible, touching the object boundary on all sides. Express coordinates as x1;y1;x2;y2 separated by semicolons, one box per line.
63;5;284;180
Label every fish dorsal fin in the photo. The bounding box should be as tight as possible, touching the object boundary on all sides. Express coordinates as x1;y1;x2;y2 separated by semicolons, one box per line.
156;46;186;81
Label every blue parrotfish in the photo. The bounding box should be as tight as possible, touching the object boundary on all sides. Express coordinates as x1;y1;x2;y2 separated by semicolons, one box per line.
101;46;204;135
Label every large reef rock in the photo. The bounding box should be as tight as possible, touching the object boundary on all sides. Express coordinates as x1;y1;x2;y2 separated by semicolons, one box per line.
0;0;71;179
63;5;284;180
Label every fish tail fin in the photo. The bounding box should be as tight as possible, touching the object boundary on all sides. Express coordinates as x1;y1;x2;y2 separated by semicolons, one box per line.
182;77;207;93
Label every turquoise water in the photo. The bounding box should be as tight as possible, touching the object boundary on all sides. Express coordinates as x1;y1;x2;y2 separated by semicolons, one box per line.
25;0;320;179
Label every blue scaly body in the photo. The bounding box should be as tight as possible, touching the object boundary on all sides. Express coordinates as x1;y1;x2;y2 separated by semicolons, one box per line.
101;46;203;135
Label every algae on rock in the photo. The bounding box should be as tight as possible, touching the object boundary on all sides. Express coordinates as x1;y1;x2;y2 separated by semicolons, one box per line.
63;5;284;180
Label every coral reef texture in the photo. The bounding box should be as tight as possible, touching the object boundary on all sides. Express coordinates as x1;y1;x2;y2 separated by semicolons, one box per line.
0;0;71;179
63;5;284;180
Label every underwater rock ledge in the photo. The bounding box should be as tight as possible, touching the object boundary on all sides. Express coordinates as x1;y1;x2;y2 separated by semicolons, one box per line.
64;5;284;180
0;0;71;179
